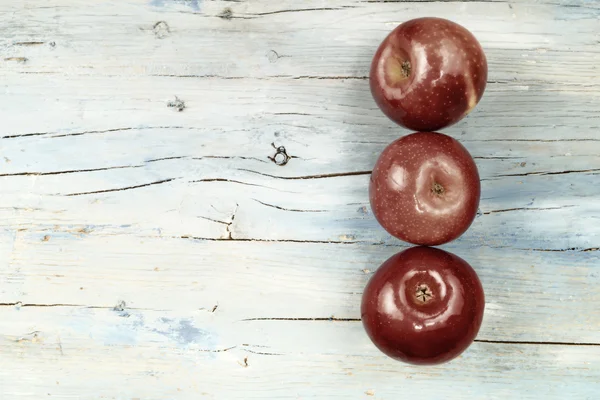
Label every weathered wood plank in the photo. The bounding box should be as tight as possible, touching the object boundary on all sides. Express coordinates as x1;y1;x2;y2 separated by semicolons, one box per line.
0;307;598;399
0;1;599;85
0;76;598;249
0;152;597;250
1;75;597;140
1;236;599;344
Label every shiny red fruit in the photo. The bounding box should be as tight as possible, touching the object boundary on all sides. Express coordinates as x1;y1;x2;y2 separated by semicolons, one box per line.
370;17;488;131
361;246;485;365
369;131;480;246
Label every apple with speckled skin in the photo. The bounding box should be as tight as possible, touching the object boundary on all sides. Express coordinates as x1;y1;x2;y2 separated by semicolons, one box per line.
369;131;480;246
361;246;485;365
370;17;487;131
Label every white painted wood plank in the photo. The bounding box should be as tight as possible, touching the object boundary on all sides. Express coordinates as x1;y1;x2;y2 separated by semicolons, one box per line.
0;79;598;249
0;154;597;250
0;307;598;399
1;236;599;344
1;74;597;140
0;75;596;250
0;1;598;84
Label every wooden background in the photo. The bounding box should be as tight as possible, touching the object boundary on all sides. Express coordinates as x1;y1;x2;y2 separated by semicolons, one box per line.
1;0;599;398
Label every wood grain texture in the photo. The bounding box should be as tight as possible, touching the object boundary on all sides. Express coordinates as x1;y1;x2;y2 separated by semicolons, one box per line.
1;308;599;399
1;0;599;398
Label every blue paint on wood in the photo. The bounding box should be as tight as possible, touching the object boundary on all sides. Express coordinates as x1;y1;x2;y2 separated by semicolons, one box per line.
152;317;214;346
63;308;215;349
150;0;202;11
103;325;138;346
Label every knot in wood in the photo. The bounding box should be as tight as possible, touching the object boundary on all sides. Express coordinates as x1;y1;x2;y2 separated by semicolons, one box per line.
269;143;290;166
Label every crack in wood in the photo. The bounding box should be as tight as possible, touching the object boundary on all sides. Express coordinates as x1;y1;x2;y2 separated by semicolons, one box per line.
464;138;600;143
253;199;327;213
191;178;276;190
292;75;368;80
2;126;189;140
193;156;268;163
242;349;283;356
250;7;357;16
497;168;600;177
270;112;311;116
238;169;372;180
483;206;576;215
18;71;56;75
145;156;189;163
0;302;82;307
474;339;600;347
4;57;28;63
200;346;237;353
51;126;188;139
524;247;600;252
13;41;45;46
226;204;238;240
177;235;360;245
242;317;361;322
0;154;259;179
197;216;230;225
473;156;521;160
151;74;251;79
0;165;142;178
64;178;177;196
2;127;133;139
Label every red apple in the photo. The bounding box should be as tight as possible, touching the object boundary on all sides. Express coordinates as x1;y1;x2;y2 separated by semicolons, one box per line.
369;131;480;246
361;246;485;365
370;17;487;131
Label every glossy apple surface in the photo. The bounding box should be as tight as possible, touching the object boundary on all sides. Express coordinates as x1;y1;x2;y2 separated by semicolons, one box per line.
369;131;480;246
361;246;485;365
370;17;487;131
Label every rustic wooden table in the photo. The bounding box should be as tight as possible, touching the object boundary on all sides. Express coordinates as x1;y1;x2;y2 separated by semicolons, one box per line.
1;0;599;398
